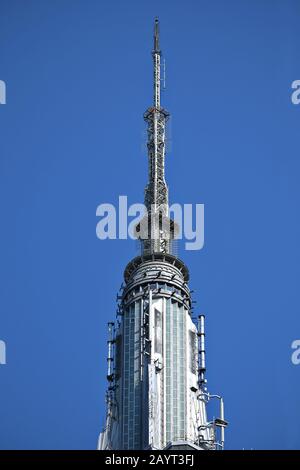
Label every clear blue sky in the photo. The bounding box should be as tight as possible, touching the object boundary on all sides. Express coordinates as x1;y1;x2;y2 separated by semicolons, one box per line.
0;0;300;450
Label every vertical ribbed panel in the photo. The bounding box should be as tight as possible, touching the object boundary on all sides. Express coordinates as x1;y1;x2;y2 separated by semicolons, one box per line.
165;299;187;444
122;300;142;449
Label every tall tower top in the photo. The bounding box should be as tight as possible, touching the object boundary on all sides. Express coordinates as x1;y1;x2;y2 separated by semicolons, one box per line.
99;19;227;451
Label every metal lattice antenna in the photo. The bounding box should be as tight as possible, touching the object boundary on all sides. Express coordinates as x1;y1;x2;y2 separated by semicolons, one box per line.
136;18;178;256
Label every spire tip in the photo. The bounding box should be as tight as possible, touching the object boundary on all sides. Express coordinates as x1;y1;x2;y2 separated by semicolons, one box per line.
154;17;160;52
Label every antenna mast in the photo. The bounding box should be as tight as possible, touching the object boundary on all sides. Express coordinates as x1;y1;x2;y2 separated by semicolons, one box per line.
153;18;161;108
138;18;177;255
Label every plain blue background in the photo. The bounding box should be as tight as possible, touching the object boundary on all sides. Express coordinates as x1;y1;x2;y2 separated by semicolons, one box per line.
0;0;300;449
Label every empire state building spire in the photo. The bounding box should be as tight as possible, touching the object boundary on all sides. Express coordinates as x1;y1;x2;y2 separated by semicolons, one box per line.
98;19;227;451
